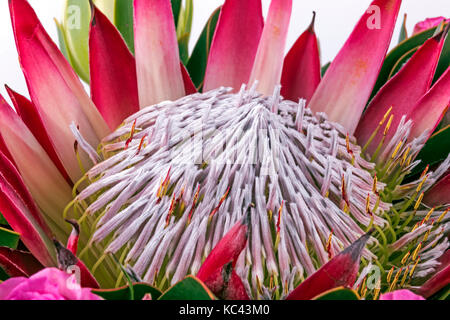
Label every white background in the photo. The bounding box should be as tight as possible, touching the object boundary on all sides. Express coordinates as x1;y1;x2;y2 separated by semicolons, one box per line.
0;0;448;101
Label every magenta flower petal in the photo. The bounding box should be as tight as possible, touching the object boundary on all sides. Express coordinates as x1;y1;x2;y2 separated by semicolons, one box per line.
0;268;102;300
308;0;402;134
409;67;450;140
203;0;264;92
355;31;446;153
134;0;185;107
413;17;448;35
281;13;321;103
9;0;110;183
248;0;292;95
89;5;139;130
380;289;425;300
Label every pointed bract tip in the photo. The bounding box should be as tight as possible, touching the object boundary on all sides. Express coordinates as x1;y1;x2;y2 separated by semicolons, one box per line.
438;22;450;41
53;240;99;289
89;1;98;26
342;232;371;261
88;0;95;13
65;218;80;235
308;11;316;32
53;239;78;270
9;0;38;36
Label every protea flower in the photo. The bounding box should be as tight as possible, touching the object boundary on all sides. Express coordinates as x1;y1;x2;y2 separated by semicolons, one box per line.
0;0;449;300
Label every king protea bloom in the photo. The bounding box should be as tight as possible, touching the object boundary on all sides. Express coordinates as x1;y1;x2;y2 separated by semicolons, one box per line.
0;0;449;300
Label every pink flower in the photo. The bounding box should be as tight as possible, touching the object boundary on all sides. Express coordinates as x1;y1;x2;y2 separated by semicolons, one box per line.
379;289;425;300
0;268;102;300
413;17;449;35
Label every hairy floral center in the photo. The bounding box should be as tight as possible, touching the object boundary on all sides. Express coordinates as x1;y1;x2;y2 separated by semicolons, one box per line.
67;87;449;298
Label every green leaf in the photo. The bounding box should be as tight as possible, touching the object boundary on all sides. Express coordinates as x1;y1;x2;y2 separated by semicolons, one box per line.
62;0;91;83
428;284;450;300
410;125;450;177
115;0;134;53
0;213;8;226
158;276;216;300
313;287;360;300
56;17;89;84
171;0;182;28
176;0;193;65
54;19;71;63
178;33;190;65
370;25;442;101
321;62;331;77
0;267;8;281
398;14;408;44
433;29;450;83
93;283;162;300
0;227;20;249
176;0;193;39
388;46;417;78
186;6;221;89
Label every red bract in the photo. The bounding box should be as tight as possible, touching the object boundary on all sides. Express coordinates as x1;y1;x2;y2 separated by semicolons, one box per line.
417;250;450;298
203;0;263;92
286;233;371;300
408;67;450;140
356;29;447;154
180;63;197;95
134;0;185;107
197;211;250;299
249;0;292;95
0;152;56;267
0;97;72;242
308;0;402;134
424;173;450;206
1;0;449;299
5;85;70;184
201;263;250;300
0;247;44;278
281;13;321;104
9;0;109;183
197;213;249;280
89;4;139;130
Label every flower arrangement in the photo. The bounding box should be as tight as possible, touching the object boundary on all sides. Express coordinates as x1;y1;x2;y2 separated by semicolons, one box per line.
0;0;448;302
